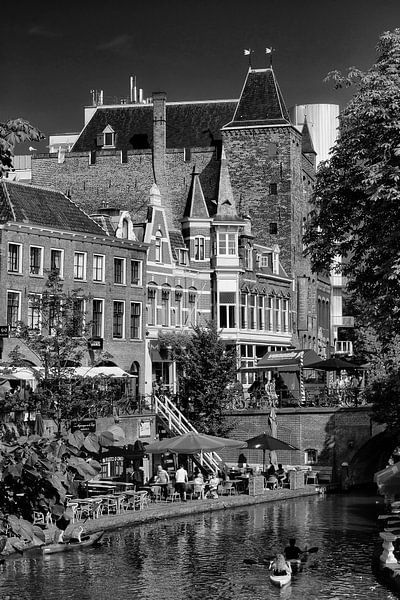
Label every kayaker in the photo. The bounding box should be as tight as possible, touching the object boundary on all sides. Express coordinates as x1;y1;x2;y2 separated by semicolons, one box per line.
284;538;303;560
270;553;292;576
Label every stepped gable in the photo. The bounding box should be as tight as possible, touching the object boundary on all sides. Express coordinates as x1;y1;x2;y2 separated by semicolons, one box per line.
223;67;291;129
73;101;237;152
0;180;105;235
301;117;317;155
184;169;210;219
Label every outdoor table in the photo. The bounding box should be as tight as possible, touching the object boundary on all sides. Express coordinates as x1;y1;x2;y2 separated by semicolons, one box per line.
96;480;134;492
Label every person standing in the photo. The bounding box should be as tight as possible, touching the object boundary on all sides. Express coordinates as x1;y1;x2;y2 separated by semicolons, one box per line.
155;464;170;500
175;464;188;502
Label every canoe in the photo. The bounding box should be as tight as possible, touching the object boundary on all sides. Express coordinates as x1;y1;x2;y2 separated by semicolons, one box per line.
42;531;104;555
269;572;291;587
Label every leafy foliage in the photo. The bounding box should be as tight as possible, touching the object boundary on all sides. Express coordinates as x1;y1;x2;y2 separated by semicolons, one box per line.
304;28;400;343
0;118;44;177
159;322;239;435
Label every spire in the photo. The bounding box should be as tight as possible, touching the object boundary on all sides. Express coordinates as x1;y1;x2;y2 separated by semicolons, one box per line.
184;168;209;218
222;67;291;129
215;147;240;220
149;183;162;206
301;117;317;156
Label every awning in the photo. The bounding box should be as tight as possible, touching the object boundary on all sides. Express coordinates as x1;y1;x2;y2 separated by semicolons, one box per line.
0;367;37;382
240;349;321;372
74;367;134;378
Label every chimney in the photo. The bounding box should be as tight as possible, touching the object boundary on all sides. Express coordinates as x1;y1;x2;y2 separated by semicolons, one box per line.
152;92;167;191
130;76;136;103
139;88;143;103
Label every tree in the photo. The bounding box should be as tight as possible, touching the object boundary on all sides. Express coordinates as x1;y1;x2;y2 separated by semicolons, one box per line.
0;118;44;177
12;272;121;431
159;321;240;435
304;28;400;343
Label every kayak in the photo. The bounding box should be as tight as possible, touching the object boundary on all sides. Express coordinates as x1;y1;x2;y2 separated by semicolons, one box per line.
42;531;104;555
269;572;291;587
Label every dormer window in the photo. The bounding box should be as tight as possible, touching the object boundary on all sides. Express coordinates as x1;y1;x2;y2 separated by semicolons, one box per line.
218;232;237;256
97;125;116;148
261;254;269;268
178;249;187;265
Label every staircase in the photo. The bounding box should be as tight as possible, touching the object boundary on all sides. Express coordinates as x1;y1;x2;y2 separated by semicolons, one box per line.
153;394;221;474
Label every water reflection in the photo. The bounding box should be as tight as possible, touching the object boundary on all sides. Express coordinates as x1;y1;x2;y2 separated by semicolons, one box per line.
0;493;397;600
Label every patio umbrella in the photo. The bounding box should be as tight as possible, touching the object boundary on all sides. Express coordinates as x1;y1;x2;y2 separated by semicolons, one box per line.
306;357;363;371
145;431;245;454
98;425;127;447
245;432;299;471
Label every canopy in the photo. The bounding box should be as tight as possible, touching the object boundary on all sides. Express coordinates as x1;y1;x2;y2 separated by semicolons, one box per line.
240;349;321;372
98;425;127;447
145;431;245;454
306;357;364;371
245;432;299;471
74;366;134;378
0;367;37;382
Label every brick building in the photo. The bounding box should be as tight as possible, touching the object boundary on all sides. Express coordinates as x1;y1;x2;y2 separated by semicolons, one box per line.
31;65;331;390
0;180;148;397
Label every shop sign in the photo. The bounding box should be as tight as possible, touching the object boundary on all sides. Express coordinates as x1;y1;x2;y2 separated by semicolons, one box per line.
88;337;103;350
0;325;9;338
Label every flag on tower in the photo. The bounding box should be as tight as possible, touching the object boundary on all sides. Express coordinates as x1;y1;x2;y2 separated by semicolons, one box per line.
265;47;273;54
244;49;252;55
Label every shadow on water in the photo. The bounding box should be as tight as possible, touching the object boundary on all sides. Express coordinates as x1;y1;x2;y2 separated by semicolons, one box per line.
0;491;398;600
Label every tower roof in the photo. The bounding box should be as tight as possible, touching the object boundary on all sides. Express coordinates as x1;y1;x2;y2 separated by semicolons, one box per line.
223;68;291;129
215;147;241;221
301;117;317;155
184;169;210;219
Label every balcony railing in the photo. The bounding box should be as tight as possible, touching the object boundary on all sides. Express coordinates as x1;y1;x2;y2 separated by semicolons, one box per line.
335;340;354;355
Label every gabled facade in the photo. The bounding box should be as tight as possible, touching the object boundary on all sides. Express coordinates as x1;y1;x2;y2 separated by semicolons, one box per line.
0;180;148;398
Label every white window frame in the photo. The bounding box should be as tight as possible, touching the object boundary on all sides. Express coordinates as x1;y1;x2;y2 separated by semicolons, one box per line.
71;297;86;338
161;288;171;327
114;257;126;286
93;254;105;283
74;252;87;281
7;243;22;274
92;298;104;338
218;232;237;256
7;290;21;331
29;245;44;277
27;293;42;331
282;298;289;333
194;236;205;261
130;302;142;339
155;232;162;263
50;248;64;278
265;296;273;331
130;260;142;286
261;254;269;268
113;300;125;339
103;126;116;148
175;288;183;327
272;246;280;274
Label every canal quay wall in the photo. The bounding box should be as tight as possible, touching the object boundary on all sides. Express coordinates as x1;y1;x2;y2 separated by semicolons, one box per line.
82;486;319;535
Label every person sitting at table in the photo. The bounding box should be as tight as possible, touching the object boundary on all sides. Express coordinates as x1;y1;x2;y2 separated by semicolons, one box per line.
208;472;220;499
155;464;170;500
276;464;287;488
193;472;205;499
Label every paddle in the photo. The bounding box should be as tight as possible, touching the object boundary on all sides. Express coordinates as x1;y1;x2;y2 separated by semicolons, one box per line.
243;547;319;567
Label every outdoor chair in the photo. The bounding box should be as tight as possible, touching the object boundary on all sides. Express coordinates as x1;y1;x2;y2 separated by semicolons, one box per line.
66;502;79;523
100;496;118;515
165;487;181;502
134;491;150;510
151;485;162;502
222;482;236;496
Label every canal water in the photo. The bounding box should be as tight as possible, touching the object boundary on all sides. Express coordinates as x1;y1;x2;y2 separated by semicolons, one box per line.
0;491;397;600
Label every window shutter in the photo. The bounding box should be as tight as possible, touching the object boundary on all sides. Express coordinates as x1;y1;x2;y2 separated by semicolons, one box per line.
96;134;103;147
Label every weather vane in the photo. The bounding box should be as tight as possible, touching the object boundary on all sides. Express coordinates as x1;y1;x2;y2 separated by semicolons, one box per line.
266;47;275;67
243;48;254;68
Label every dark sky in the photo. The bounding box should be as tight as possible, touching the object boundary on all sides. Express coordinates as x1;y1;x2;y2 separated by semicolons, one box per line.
2;0;400;153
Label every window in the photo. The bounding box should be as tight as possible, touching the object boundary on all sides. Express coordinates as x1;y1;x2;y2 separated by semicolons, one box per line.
114;258;126;285
265;296;273;331
249;295;256;329
282;298;289;333
219;292;236;329
188;289;198;326
104;132;115;147
7;243;22;273
272;246;280;274
74;252;87;280
240;293;247;329
244;243;253;269
178;249;187;265
50;249;64;277
121;219;129;239
161;288;170;327
48;297;60;336
257;296;264;330
261;254;269;268
7;291;21;331
29;246;43;276
155;233;162;262
130;302;142;339
71;298;85;337
269;182;278;195
218;232;237;256
305;448;318;465
92;299;104;337
194;236;205;261
113;301;125;338
175;288;183;327
93;255;105;282
27;294;41;331
274;297;282;332
147;287;157;326
131;260;142;286
269;222;278;235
